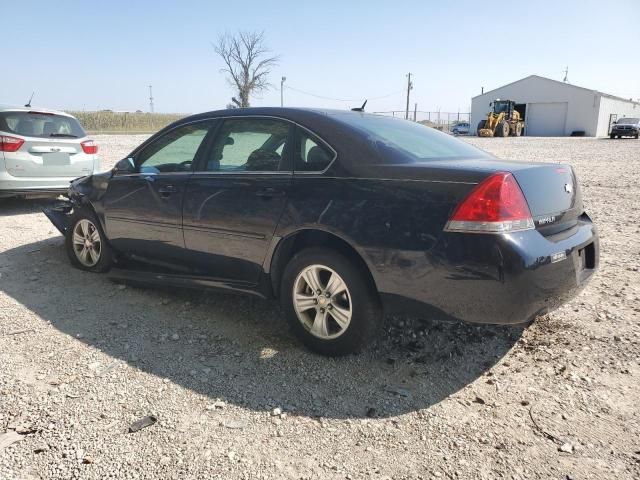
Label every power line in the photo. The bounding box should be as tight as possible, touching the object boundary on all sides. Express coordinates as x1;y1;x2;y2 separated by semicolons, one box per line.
283;85;404;103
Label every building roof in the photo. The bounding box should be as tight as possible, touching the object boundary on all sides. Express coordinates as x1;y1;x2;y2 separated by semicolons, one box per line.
473;75;639;106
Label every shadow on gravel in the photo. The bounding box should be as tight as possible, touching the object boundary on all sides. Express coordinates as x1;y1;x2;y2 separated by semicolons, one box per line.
0;237;523;419
0;197;56;217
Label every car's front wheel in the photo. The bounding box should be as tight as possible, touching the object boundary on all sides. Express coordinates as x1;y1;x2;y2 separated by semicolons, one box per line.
280;247;382;356
65;209;112;272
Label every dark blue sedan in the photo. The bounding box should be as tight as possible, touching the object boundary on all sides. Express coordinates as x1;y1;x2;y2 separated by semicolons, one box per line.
44;108;599;356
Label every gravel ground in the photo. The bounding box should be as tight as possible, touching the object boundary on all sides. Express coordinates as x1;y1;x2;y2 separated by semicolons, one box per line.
0;135;639;479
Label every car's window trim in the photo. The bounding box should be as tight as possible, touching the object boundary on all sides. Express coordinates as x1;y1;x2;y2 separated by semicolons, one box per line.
292;125;338;175
120;115;337;177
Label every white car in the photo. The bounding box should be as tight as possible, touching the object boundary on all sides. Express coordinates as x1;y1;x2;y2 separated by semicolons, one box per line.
0;106;99;198
451;122;470;135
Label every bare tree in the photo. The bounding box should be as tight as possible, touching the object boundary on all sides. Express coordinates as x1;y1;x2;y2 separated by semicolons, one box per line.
214;31;279;108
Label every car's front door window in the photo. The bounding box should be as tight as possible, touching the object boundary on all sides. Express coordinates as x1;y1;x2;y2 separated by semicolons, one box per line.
202;118;291;172
137;123;211;174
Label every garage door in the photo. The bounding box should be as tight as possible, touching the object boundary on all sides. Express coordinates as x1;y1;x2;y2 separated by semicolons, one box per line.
526;102;568;136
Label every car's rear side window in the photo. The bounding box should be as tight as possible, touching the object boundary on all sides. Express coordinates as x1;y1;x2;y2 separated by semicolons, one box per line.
0;111;86;139
295;128;335;172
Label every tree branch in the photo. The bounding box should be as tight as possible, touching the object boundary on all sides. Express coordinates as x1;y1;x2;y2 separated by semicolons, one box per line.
213;31;279;107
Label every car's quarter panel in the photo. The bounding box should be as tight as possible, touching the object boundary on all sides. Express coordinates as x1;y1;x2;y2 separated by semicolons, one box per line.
277;159;597;325
101;173;190;261
275;173;477;291
182;173;292;284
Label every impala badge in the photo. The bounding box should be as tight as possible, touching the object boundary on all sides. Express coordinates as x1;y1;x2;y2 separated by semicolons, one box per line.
564;183;573;194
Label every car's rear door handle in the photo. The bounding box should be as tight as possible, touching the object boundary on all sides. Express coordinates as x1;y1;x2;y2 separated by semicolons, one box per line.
158;185;177;197
255;187;286;198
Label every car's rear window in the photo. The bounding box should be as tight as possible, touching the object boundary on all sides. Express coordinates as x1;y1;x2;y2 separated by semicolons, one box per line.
335;113;487;161
0;111;86;139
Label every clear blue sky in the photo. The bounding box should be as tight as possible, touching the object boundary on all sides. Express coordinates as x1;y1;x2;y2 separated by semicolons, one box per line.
3;0;639;114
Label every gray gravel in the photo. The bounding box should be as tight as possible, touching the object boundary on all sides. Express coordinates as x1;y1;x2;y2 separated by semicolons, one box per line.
0;135;639;479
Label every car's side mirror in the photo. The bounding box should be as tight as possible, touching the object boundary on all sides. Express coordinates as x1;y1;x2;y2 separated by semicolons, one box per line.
114;157;136;174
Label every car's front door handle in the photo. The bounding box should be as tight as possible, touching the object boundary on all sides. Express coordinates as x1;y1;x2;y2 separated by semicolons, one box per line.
255;187;286;198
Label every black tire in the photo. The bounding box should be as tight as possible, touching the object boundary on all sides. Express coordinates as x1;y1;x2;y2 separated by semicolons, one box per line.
495;121;509;137
65;208;113;273
476;120;486;135
280;247;382;356
515;122;523;137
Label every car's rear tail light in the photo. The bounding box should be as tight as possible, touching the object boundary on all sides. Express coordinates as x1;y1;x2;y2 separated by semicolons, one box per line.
81;140;98;154
445;172;534;233
0;135;25;152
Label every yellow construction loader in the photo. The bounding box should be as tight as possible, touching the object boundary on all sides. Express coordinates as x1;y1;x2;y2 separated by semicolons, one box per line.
477;99;524;137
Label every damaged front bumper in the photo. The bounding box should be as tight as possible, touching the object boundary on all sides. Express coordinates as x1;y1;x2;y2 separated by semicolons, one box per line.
43;199;74;235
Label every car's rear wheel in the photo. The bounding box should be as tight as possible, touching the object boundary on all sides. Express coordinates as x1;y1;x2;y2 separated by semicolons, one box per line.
65;209;112;272
280;247;382;356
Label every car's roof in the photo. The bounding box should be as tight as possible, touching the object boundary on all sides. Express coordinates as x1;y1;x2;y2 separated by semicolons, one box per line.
0;105;75;118
189;106;404;125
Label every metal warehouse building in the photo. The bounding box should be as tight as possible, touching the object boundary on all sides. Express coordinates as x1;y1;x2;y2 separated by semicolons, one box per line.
471;75;639;137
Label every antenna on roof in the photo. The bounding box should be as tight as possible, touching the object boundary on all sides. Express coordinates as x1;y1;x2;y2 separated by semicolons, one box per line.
351;100;367;112
24;92;35;108
562;66;569;83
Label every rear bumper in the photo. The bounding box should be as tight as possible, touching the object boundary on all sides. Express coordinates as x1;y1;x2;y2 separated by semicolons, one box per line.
0;170;75;196
378;215;599;324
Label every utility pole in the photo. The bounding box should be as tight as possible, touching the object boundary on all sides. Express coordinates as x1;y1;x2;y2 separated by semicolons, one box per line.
563;66;569;83
413;103;417;122
280;77;286;107
148;85;154;113
481;86;484;94
405;73;413;120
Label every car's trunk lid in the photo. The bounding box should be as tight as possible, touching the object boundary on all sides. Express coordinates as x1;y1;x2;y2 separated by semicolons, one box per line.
366;158;583;235
511;164;583;234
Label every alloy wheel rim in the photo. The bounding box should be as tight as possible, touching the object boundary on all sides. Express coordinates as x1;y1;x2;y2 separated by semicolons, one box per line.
293;264;352;340
72;219;101;267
